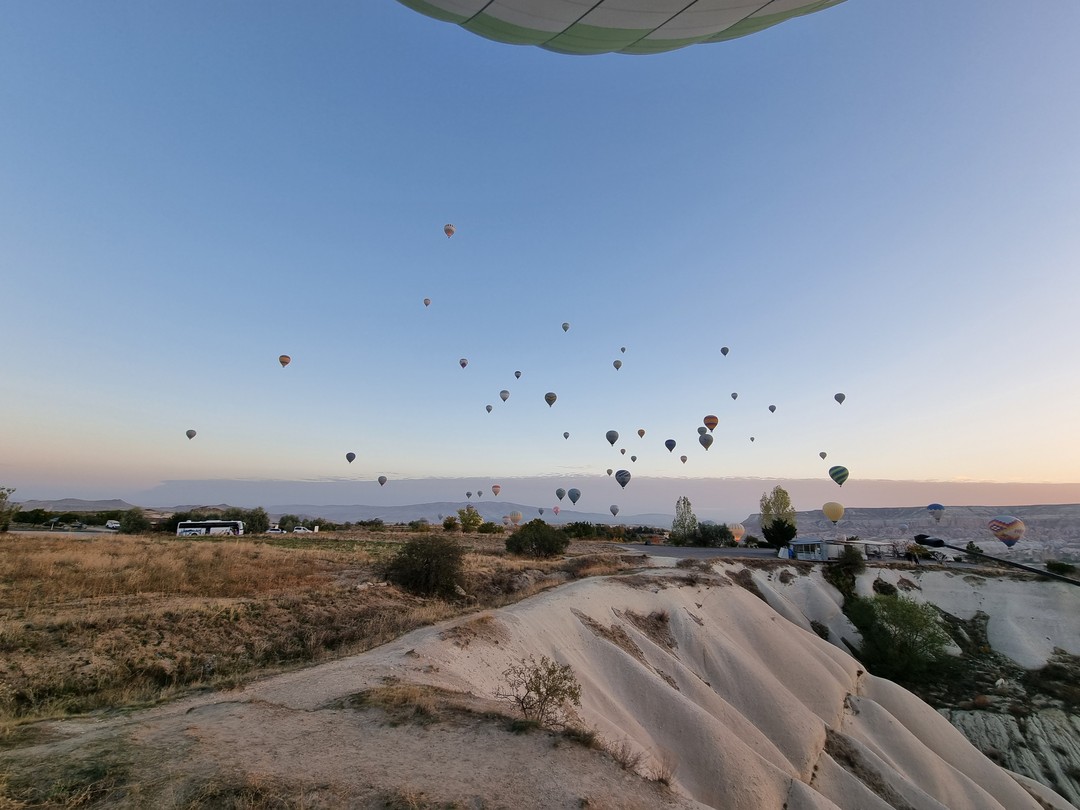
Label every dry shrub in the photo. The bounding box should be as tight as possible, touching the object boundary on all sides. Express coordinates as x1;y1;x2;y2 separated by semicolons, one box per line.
562;554;624;579
439;614;506;648
649;750;679;786
607;739;645;773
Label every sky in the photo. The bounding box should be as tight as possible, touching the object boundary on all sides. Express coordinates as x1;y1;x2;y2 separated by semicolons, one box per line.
3;1;1079;521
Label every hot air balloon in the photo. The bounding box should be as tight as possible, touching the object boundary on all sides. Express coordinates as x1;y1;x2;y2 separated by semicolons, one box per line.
697;426;707;436
749;436;755;442
486;405;493;413
477;489;484;497
615;469;631;489
278;355;291;368
568;488;581;504
514;370;522;379
423;298;431;307
459;358;468;369
699;434;713;450
637;429;645;438
491;485;501;496
898;523;909;535
610;505;620;517
819;452;828;460
378;476;388;486
665;439;676;452
556;488;566;501
768;405;777;413
620;448;626;455
620;347;626;353
509;511;523;525
613;360;622;370
630;455;637;462
822;502;845;525
606;468;613;476
545;392;557;407
927;504;945;523
606;430;619;446
553;506;560;516
680;455;687;464
989;516;1026;547
828;466;849;486
346;452;356;463
500;390;510;402
400;1;846;55
703;415;718;432
444;223;455;238
562;322;570;332
185;429;197;440
730;523;746;544
539;508;545;515
834;393;846;404
466;491;473;499
563;431;570;439
731;392;738;401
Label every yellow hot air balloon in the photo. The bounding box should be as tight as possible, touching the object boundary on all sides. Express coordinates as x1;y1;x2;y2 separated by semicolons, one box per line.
823;502;845;525
730;523;746;544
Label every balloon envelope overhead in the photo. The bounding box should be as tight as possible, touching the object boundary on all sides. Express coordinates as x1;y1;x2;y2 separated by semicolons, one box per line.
486;404;493;413
185;429;196;440
423;298;431;307
500;390;510;402
630;455;637;462
459;358;468;368
610;505;619;517
345;452;356;463
563;431;570;439
680;455;687;464
720;347;729;356
562;322;570;332
828;466;849;486
606;430;619;446
568;488;581;504
556;488;566;501
768;405;777;413
697;426;707;436
834;393;846;404
615;469;631;489
613;360;622;370
606;468;613;476
378;476;388;486
491;485;501;496
278;355;291;367
637;429;645;438
989;516;1025;547
820;452;828;460
444;223;455;238
703;415;718;431
699;434;713;450
822;502;845;524
552;506;560;515
731;392;738;400
665;439;676;452
545;392;557;407
514;370;522;379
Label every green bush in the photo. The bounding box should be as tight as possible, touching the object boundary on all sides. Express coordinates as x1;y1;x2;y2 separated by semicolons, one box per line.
382;535;465;598
457;506;483;533
505;519;569;558
477;521;503;534
848;594;951;681
119;508;152;535
823;545;865;600
1046;560;1078;575
442;516;459;532
761;519;797;549
407;519;431;532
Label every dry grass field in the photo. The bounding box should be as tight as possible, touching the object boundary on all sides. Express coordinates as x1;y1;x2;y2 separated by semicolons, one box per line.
0;531;630;743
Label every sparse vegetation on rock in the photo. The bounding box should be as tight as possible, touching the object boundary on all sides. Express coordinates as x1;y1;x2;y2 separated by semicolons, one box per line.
496;655;581;728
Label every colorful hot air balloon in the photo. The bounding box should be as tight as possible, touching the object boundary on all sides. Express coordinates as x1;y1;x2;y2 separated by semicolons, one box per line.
185;429;196;440
346;452;356;463
665;439;676;452
828;466;849;487
399;0;847;56
514;370;522;379
509;511;523;525
927;504;945;523
819;452;828;460
699;434;713;450
615;469;631;488
606;430;619;446
444;223;455;238
423;298;431;307
556;488;566;501
491;485;501;496
613;360;622;370
553;506;560;516
563;431;570;439
703;415;719;431
568;488;581;504
720;347;730;356
278;354;291;368
637;429;645;438
680;455;687;464
486;404;493;413
768;405;777;413
500;390;510;402
989;516;1026;547
459;358;468;368
562;322;570;332
610;505;620;517
834;393;846;404
822;502;845;525
545;392;557;407
730;523;746;544
378;475;388;486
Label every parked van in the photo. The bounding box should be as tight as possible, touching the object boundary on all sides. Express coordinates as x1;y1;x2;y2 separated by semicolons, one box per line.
105;520;121;530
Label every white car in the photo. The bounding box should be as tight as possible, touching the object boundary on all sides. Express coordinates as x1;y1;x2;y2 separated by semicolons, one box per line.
292;526;312;533
266;528;286;534
105;520;121;530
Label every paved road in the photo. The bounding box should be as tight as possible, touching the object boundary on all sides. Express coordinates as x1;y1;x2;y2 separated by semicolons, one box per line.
617;544;780;560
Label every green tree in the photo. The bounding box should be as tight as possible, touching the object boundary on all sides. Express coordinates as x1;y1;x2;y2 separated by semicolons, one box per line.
242;507;271;534
278;514;301;532
847;594;951;681
457;505;483;533
0;487;18;532
495;656;581;728
119;507;152;535
382;535;465;597
670;496;698;545
697;522;735;548
506;519;569;558
21;508;49;527
442;515;459;532
759;485;797;548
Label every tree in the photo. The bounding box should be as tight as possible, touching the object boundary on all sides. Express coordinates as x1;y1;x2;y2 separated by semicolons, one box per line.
457;505;483;533
847;594;951;681
506;519;569;558
382;535;465;597
670;496;698;545
442;515;459;532
759;486;797;548
495;656;581;728
0;487;18;532
241;507;270;534
697;523;735;548
278;514;302;532
119;507;152;534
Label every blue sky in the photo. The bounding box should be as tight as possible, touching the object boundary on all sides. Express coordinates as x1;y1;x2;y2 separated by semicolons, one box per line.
3;1;1079;518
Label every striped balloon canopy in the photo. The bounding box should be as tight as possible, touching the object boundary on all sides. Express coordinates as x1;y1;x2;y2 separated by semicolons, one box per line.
988;516;1026;547
828;466;849;487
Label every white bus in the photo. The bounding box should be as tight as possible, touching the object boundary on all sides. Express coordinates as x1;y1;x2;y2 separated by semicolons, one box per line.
176;519;244;537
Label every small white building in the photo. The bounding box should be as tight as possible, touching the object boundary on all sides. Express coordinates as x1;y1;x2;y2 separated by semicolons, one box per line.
781;537;901;562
